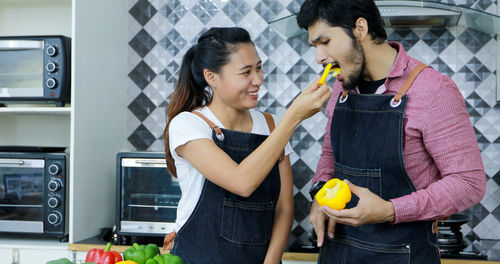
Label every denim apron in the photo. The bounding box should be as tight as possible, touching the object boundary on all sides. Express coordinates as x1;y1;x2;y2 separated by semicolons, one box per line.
171;111;281;264
319;63;441;264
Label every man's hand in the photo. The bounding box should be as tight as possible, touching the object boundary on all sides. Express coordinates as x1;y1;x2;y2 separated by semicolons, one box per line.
310;199;336;247
320;180;395;226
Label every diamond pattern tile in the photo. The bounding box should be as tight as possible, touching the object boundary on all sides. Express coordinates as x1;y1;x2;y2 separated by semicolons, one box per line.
128;0;500;258
129;29;157;58
422;28;455;54
159;0;188;24
254;0;285;22
128;124;157;150
458;29;493;54
387;28;420;51
191;0;220;24
128;92;157;122
221;0;251;24
129;61;157;89
292;159;314;190
129;0;157;26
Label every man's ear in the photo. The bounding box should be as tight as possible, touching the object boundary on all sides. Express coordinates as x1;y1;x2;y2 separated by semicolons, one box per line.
203;69;217;88
354;17;368;41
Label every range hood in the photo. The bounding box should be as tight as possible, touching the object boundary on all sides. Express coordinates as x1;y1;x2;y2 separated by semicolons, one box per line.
269;0;500;38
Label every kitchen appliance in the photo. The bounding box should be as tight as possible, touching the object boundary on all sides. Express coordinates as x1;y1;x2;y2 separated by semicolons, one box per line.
0;147;68;239
0;36;71;106
438;214;488;260
116;152;181;238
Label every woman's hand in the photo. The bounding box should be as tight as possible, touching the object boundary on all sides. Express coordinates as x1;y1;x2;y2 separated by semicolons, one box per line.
288;76;331;121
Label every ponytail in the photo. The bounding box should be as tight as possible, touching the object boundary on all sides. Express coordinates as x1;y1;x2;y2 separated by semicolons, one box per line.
164;27;252;177
164;45;211;177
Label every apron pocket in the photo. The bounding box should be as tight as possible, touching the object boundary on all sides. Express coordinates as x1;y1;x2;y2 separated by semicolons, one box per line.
334;162;382;197
332;236;410;264
220;198;274;245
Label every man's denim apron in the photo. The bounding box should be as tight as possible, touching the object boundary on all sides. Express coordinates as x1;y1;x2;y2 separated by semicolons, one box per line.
319;63;441;264
171;112;281;264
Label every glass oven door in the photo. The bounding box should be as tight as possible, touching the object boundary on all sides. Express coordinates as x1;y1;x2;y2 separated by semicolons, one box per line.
0;158;44;233
0;40;44;98
119;157;181;235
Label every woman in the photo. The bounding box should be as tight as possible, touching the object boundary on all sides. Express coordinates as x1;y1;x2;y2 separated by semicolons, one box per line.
164;27;330;264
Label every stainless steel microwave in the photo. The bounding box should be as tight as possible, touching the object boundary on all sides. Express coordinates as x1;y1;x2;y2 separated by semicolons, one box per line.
0;36;71;107
0;150;68;239
116;152;181;237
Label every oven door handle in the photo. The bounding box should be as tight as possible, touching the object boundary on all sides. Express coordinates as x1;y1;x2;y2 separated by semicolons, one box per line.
0;159;25;165
135;160;166;165
0;40;43;50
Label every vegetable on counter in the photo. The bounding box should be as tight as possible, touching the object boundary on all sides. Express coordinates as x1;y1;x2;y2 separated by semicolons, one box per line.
142;253;183;264
315;178;351;210
46;258;75;264
123;243;160;264
116;261;138;264
85;242;123;264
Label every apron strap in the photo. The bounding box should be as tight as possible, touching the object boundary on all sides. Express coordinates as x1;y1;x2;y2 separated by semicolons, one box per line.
192;111;223;136
262;112;285;163
393;63;429;102
339;63;429;102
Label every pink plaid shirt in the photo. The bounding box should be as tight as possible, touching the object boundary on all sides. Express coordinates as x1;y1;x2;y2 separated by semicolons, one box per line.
313;41;486;224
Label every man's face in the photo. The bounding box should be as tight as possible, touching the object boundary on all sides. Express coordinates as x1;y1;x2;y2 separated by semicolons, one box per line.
308;20;365;90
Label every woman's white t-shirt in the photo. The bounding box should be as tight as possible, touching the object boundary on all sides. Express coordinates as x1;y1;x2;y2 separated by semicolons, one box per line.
168;106;293;232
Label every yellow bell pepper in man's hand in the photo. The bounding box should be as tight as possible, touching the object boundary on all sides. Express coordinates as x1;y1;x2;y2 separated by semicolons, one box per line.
315;178;351;210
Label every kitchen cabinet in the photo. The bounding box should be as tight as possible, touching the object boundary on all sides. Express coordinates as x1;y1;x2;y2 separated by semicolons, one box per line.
19;248;71;263
0;0;129;247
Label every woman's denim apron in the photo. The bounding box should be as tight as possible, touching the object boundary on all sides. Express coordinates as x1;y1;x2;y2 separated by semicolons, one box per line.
319;63;441;264
171;112;281;264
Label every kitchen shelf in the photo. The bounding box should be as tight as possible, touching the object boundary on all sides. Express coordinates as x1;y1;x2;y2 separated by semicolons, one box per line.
269;0;500;38
0;235;68;250
0;0;70;5
0;106;71;115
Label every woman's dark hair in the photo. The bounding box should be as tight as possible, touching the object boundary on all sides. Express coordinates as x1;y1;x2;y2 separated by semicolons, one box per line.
296;0;386;43
164;27;252;177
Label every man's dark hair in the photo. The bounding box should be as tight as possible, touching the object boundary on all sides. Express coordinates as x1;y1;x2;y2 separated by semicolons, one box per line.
296;0;387;43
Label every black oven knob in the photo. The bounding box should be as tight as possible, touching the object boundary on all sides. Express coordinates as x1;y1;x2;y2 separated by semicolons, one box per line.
48;212;62;225
46;62;58;73
48;179;62;192
48;197;60;208
47;45;58;57
48;164;61;175
46;78;57;89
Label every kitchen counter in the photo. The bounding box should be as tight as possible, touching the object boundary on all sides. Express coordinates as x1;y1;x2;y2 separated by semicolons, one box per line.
69;238;499;263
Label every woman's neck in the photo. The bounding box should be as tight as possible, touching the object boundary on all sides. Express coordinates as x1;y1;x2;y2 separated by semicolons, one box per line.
207;102;253;132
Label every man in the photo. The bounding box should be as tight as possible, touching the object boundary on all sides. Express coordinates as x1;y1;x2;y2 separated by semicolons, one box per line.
297;0;486;263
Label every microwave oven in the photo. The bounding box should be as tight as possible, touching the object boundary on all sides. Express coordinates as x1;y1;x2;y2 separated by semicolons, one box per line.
116;152;181;237
0;35;71;107
0;150;68;238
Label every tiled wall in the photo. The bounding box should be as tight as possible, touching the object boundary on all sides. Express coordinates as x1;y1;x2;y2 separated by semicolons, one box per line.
127;0;500;259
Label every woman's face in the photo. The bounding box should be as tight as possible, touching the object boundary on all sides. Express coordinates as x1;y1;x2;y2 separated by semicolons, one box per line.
212;42;263;110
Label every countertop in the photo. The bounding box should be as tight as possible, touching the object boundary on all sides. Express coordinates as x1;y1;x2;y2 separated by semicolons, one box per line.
69;238;499;263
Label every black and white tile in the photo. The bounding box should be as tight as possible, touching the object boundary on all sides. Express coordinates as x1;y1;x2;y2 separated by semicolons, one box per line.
127;0;500;259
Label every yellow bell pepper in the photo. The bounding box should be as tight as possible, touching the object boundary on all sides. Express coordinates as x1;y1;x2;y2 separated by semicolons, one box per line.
116;261;138;264
315;178;351;210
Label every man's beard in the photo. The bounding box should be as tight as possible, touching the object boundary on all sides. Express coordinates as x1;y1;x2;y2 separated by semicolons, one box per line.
342;38;365;91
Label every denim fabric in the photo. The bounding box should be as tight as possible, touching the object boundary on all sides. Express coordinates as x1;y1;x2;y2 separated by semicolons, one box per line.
171;128;281;264
319;92;440;264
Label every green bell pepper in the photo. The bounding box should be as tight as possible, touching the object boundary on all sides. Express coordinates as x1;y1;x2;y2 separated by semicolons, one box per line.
162;253;184;264
46;258;75;264
123;243;160;264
